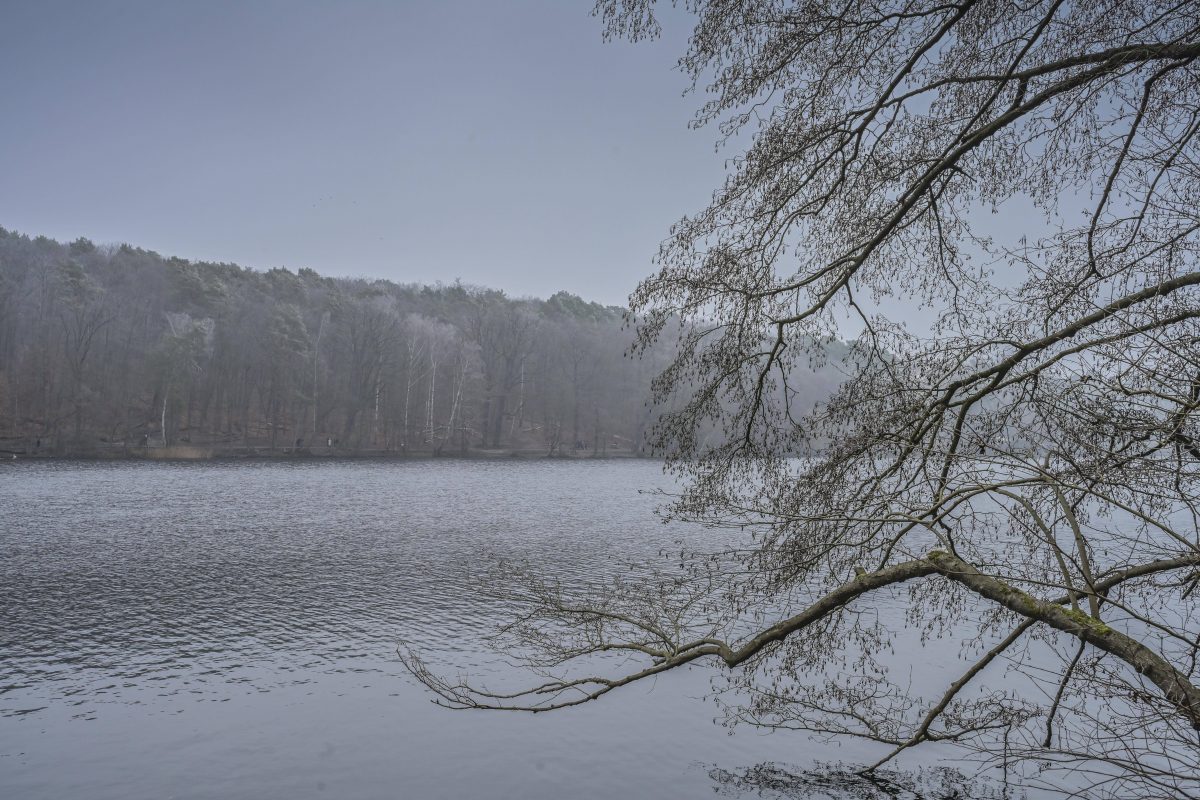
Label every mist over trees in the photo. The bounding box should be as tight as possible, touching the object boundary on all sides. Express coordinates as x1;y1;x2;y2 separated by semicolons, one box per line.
0;227;848;457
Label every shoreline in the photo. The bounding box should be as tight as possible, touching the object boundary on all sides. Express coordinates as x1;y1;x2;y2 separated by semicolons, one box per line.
0;446;650;463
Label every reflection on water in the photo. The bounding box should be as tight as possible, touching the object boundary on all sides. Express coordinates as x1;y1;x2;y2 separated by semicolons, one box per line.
709;763;1003;800
0;459;814;799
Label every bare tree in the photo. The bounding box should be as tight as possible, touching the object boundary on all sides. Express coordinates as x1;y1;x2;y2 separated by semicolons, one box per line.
334;292;401;448
469;298;540;449
403;2;1200;796
154;311;214;447
56;262;113;446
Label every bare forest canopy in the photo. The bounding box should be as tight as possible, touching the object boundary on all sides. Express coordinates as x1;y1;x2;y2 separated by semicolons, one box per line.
0;227;847;458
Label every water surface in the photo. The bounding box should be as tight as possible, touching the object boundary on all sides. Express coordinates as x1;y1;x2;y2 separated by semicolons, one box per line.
2;459;863;799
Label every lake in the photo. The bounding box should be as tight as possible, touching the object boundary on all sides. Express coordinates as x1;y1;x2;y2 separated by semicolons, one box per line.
1;459;996;799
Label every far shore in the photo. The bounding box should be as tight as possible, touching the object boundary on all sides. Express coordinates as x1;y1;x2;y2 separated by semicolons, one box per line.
0;442;650;463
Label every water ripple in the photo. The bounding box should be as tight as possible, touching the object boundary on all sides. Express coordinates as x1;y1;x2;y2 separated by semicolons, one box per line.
1;459;813;799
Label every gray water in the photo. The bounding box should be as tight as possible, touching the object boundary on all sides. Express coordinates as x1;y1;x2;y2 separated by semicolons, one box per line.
3;459;878;800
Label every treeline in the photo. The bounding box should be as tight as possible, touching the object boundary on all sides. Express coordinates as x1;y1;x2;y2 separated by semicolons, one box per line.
0;227;679;457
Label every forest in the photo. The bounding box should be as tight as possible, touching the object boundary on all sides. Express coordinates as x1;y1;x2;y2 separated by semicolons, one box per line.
0;227;844;458
0;227;653;457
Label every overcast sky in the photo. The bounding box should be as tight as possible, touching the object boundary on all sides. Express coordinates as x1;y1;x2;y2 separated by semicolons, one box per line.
0;0;721;306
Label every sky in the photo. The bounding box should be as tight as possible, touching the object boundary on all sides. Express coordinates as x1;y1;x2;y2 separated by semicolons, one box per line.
0;0;722;307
